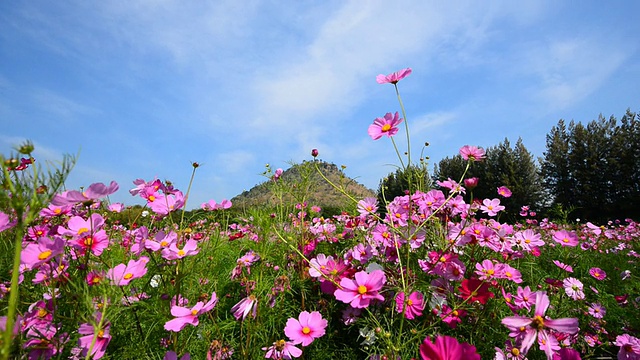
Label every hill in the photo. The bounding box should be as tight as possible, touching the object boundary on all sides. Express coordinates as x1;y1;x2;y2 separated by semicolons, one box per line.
230;161;376;212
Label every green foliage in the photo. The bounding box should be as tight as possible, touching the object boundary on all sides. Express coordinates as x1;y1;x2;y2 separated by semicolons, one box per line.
541;109;640;222
377;163;432;205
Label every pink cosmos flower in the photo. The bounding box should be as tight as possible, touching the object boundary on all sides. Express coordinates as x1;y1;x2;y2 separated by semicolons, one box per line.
106;256;149;286
395;291;425;320
357;197;379;216
497;186;512;198
501;291;579;359
0;212;16;233
459;145;486;162
553;230;579;247
513;286;536;311
284;311;327;346
201;199;232;210
51;181;119;205
376;68;412;84
480;198;505;217
419;335;481;360
231;295;258;320
587;303;606;319
475;259;502;281
149;191;185;215
108;203;124;213
589;267;606;281
164;293;218;332
161;239;199;260
164;351;191;360
262;339;302;359
562;277;585;300
614;334;640;359
21;236;65;270
552;260;573;273
77;313;111;359
334;270;386;308
439;305;467;329
368;112;403;140
463;177;479;190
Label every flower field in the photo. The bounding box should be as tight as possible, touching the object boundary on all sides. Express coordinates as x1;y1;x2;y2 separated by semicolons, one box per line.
1;69;639;360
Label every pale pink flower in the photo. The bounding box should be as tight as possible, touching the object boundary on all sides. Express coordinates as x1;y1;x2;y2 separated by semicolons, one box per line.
376;68;412;84
563;277;585;300
480;198;505;217
368;112;403;140
502;291;579;359
614;334;640;359
262;340;302;359
284;311;327;346
231;295;258;320
162;239;199;260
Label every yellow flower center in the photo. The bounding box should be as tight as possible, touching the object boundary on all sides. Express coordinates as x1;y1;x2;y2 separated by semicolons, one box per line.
191;309;198;316
511;348;520;356
178;250;185;257
97;329;104;338
357;285;368;294
160;241;168;247
563;238;569;243
83;237;93;246
54;208;61;214
407;299;413;306
78;227;89;235
37;309;48;318
123;273;133;280
532;315;545;330
381;124;392;132
38;250;52;260
148;195;156;202
487;269;494;275
302;326;311;334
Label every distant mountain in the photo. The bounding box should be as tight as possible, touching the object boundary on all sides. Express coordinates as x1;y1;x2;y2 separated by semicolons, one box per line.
231;161;376;211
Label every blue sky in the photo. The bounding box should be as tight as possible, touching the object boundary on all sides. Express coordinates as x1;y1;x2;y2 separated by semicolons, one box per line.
2;1;639;209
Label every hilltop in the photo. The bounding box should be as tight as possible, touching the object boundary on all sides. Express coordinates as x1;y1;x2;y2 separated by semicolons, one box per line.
230;161;376;212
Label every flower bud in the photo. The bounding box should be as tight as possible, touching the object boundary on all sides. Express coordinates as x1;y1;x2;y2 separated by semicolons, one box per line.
311;148;319;158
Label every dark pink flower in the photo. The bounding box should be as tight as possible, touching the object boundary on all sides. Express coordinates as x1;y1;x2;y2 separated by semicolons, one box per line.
376;68;412;84
284;311;327;346
419;335;480;360
588;267;606;281
497;186;512;198
395;291;425;320
368;112;403;140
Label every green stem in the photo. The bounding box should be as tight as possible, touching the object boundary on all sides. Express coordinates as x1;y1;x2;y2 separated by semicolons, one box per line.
1;222;24;360
394;83;411;168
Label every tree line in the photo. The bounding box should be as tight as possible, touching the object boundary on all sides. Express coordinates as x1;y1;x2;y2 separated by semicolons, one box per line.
378;108;640;223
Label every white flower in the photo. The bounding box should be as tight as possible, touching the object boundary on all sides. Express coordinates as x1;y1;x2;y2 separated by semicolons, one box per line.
150;274;161;288
141;210;149;218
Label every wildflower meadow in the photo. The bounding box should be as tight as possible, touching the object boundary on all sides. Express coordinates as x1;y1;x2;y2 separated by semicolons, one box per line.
1;69;639;360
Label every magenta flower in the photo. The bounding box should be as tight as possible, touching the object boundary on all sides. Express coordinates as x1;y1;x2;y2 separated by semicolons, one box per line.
262;339;302;359
395;291;425;320
51;181;119;205
106;256;149;286
311;148;319;157
497;186;512;198
201;199;232;210
376;68;412;84
334;270;386;308
589;267;606;281
164;351;191;360
77;313;111;359
0;211;16;232
368;112;403;140
231;295;258;321
502;291;579;359
459;145;486;162
284;311;327;346
419;335;480;360
21;236;65;270
553;230;579;247
164;293;218;332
